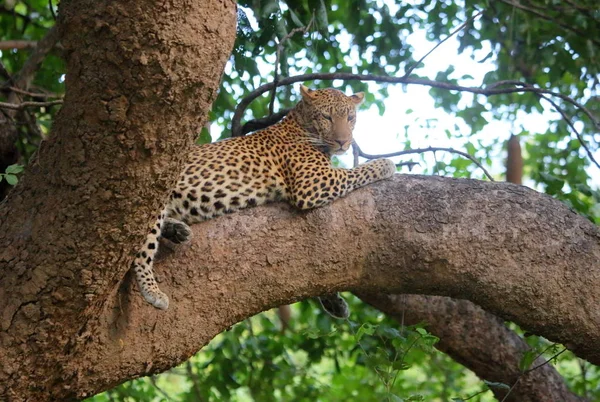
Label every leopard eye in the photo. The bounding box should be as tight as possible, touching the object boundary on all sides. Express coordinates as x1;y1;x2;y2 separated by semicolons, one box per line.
321;113;332;122
347;114;355;121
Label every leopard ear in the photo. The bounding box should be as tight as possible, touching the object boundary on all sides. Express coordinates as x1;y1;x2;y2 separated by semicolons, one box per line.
350;92;365;105
300;85;316;104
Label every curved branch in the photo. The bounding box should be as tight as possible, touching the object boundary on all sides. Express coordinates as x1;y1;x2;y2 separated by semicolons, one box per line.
357;293;584;402
353;143;495;181
230;73;599;137
8;174;595;399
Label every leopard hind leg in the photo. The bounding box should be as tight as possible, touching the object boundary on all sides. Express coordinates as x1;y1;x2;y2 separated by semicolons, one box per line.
132;211;169;310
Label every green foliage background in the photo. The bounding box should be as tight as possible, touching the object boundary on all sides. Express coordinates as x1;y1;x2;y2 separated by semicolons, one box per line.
1;0;598;400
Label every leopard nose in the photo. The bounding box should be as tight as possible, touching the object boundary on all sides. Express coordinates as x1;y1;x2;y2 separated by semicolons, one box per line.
335;140;345;147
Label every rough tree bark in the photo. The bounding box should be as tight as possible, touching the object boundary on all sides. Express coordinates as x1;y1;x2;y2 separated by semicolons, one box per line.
353;134;576;402
0;0;237;400
357;293;584;402
3;172;596;400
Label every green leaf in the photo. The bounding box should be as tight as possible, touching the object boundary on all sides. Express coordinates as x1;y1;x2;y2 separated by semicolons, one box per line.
288;9;304;27
5;164;24;174
539;172;565;194
355;323;376;342
316;0;329;32
415;327;427;336
196;127;212;145
392;360;411;371
260;0;279;17
519;350;538;372
5;174;18;185
464;142;477;156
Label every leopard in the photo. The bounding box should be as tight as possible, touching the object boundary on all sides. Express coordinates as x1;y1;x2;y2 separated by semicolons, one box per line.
132;85;396;318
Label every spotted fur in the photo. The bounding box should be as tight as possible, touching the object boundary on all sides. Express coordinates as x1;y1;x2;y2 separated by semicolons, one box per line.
132;85;396;316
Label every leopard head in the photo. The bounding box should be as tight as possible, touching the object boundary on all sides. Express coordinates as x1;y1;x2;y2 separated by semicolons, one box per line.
295;85;364;155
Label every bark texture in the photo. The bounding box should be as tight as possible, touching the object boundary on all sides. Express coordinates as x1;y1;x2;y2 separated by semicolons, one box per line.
10;173;598;400
0;0;237;400
358;293;584;402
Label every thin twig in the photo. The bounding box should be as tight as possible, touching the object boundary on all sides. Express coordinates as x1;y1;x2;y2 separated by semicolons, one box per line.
48;0;57;20
460;388;490;401
269;21;313;115
0;6;47;29
0;100;63;110
230;73;599;138
497;0;600;46
395;161;419;170
402;10;484;78
501;346;567;402
353;142;494;181
3;86;62;99
186;361;206;402
524;347;567;374
490;80;600;169
499;378;521;402
537;93;600;170
149;376;172;401
8;25;60;98
0;61;10;81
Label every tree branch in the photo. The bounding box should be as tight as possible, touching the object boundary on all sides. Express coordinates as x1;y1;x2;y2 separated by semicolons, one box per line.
357;293;585;402
7;25;60;95
496;0;600;47
269;21;313;115
0;40;38;50
0;99;63;110
230;74;599;139
3;174;595;399
402;9;484;78
352;142;495;181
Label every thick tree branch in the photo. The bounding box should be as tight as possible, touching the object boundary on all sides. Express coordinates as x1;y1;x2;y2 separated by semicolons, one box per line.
357;293;584;402
6;174;593;400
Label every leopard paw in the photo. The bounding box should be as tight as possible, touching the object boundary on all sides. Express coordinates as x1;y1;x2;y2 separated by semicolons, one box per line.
318;293;350;319
381;159;397;178
161;218;192;244
141;288;169;310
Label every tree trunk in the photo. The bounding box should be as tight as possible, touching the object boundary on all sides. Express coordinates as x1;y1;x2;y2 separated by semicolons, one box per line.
0;0;237;400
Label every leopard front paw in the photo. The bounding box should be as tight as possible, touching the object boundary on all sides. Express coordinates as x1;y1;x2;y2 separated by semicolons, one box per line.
161;218;192;244
381;159;397;178
142;288;169;310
